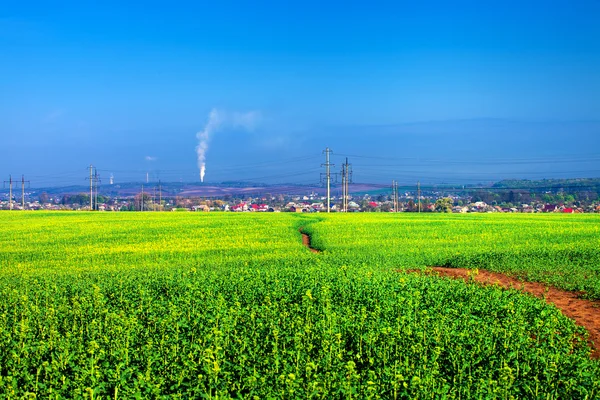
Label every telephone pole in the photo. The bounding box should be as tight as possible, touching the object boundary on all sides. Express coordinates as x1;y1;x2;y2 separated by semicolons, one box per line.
321;148;334;213
21;175;30;210
141;184;144;212
3;175;14;210
417;181;421;213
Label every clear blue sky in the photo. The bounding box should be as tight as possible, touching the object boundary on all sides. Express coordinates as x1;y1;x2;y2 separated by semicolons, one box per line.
1;1;599;185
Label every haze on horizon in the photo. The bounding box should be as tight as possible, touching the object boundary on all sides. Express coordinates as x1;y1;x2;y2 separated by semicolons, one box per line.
1;1;599;188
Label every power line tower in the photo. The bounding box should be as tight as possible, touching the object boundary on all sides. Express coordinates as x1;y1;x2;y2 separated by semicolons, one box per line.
341;162;347;212
341;158;352;212
321;148;334;213
94;169;101;211
3;175;14;210
21;175;30;210
88;164;94;211
392;180;399;212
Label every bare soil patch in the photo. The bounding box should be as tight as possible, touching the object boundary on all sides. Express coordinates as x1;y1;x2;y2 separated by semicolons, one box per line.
299;228;320;254
415;267;600;358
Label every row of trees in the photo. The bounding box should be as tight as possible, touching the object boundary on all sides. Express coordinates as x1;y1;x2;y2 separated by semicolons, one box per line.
470;190;598;207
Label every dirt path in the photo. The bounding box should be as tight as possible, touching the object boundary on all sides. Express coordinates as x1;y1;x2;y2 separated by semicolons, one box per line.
299;228;320;254
295;229;599;357
415;267;600;358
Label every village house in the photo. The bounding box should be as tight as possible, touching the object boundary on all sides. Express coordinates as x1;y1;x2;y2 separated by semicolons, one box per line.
542;204;558;213
310;202;324;212
231;203;248;212
348;201;360;211
521;204;534;213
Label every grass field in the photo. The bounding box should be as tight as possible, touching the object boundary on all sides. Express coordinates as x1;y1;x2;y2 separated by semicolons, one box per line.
0;212;599;398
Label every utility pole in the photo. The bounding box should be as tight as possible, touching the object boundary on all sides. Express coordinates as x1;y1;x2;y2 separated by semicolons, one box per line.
89;164;94;211
141;184;144;212
321;148;334;213
94;169;100;211
3;175;14;210
346;168;350;211
341;164;346;212
21;175;30;210
341;158;352;212
418;181;421;213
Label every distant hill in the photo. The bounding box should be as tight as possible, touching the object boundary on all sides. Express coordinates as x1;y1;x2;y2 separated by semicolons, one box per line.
1;181;386;199
493;178;600;191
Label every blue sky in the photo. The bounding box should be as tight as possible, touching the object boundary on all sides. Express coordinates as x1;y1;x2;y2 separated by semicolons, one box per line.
1;1;599;186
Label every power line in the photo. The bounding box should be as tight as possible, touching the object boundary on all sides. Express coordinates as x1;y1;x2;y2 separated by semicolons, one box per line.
337;152;600;164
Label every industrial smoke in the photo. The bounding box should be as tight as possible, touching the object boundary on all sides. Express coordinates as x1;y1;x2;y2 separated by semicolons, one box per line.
196;108;222;183
195;108;260;182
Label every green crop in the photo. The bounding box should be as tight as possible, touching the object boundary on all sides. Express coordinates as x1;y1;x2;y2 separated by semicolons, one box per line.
307;213;600;298
0;211;599;398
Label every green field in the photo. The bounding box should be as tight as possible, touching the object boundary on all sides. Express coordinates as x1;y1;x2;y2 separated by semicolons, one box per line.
307;213;600;298
0;212;599;398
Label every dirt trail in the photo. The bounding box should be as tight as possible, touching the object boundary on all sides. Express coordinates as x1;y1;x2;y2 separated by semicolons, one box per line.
295;229;599;357
415;267;600;358
299;228;320;253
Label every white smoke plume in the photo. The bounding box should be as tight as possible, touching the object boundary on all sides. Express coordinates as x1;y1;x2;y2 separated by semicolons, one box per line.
196;108;260;182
